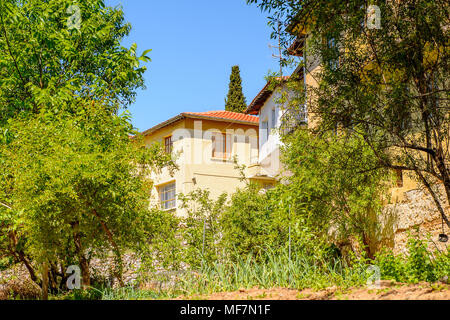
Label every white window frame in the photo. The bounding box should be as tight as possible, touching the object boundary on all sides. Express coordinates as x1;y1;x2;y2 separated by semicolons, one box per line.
159;182;176;210
211;132;232;159
271;108;277;128
261;120;269;144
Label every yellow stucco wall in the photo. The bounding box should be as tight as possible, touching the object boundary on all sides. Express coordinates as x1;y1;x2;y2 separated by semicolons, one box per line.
300;35;423;201
143;117;259;216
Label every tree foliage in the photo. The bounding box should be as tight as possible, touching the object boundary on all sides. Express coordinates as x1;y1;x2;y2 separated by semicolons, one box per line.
248;0;450;226
0;104;175;289
280;129;392;258
0;0;151;123
0;0;165;292
225;65;247;113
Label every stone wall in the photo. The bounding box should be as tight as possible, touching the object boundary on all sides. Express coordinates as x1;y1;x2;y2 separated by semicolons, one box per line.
382;186;449;254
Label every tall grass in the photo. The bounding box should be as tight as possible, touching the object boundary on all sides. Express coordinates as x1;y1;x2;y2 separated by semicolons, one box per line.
97;248;369;299
125;248;368;298
67;238;450;300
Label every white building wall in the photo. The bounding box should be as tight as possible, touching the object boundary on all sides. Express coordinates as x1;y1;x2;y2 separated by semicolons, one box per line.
258;91;284;176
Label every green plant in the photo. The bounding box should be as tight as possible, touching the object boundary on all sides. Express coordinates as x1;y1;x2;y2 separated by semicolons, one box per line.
280;130;389;259
374;249;406;282
225;65;247;113
406;236;435;283
247;0;450;227
64;288;103;300
375;233;450;284
178;189;227;269
170;248;368;296
0;106;176;290
433;248;450;282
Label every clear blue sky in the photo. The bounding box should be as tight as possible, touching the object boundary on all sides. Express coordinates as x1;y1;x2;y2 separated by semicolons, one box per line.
106;0;286;131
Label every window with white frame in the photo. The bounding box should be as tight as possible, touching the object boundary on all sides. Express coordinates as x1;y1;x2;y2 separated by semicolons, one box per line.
327;37;339;70
211;132;232;159
271;108;276;128
261;120;269;143
159;182;176;210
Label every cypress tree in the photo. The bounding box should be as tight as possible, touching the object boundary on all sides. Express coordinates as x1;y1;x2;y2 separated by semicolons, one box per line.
225;65;247;113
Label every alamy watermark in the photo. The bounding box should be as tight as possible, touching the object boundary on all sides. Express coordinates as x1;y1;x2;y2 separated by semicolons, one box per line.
66;265;81;289
366;5;381;30
366;265;381;289
67;4;81;31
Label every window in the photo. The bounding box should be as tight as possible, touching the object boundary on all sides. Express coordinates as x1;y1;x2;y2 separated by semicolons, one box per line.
261;120;269;142
280;105;307;135
212;132;232;159
327;37;339;70
164;136;173;154
271;108;276;128
159;182;176;210
295;104;307;124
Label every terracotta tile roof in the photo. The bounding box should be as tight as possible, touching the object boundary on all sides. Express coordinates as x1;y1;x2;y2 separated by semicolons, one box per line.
245;76;291;115
183;111;259;123
141;110;258;136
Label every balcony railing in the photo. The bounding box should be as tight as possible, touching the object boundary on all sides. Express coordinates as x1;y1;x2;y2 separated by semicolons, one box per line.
280;105;307;135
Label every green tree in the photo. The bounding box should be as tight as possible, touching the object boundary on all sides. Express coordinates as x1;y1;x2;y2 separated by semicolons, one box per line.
178;189;227;268
0;104;175;290
225;65;247;113
0;0;157;293
280;129;390;258
0;0;150;122
248;0;450;228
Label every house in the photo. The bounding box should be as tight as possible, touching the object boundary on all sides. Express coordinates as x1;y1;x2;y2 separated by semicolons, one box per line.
245;74;307;180
141;110;262;216
276;16;449;252
284;17;419;202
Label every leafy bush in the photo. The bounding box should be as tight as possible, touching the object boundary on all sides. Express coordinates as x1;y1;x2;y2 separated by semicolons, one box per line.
375;233;450;283
63;288;103;300
406;236;435;283
280;129;390;259
139;208;184;272
220;184;276;258
374;249;407;282
433;248;450;282
178;190;227;268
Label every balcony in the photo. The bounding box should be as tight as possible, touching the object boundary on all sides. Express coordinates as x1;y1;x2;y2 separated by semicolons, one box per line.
280;105;307;135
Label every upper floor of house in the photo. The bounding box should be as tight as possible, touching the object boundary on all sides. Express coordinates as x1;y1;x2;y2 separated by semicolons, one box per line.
141;110;260;168
245;74;307;165
140;111;264;214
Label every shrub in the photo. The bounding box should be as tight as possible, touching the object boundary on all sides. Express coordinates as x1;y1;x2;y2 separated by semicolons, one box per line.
220;184;275;258
63;288;103;300
433;248;450;282
375;233;449;284
405;236;435;283
178;189;227;268
374;249;406;282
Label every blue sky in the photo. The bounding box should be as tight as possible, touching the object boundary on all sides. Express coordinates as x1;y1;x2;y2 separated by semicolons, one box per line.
106;0;285;131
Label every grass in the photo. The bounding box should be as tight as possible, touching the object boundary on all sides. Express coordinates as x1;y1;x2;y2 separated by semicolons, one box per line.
179;250;367;295
101;287;175;300
52;239;450;300
71;249;369;300
97;249;369;299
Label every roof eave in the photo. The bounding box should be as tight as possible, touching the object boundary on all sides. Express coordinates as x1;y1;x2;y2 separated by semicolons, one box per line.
141;112;259;137
245;76;293;115
245;82;271;115
141;114;185;136
181;113;259;126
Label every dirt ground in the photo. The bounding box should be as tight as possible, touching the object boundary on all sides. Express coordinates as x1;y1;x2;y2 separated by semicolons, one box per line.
181;280;450;300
